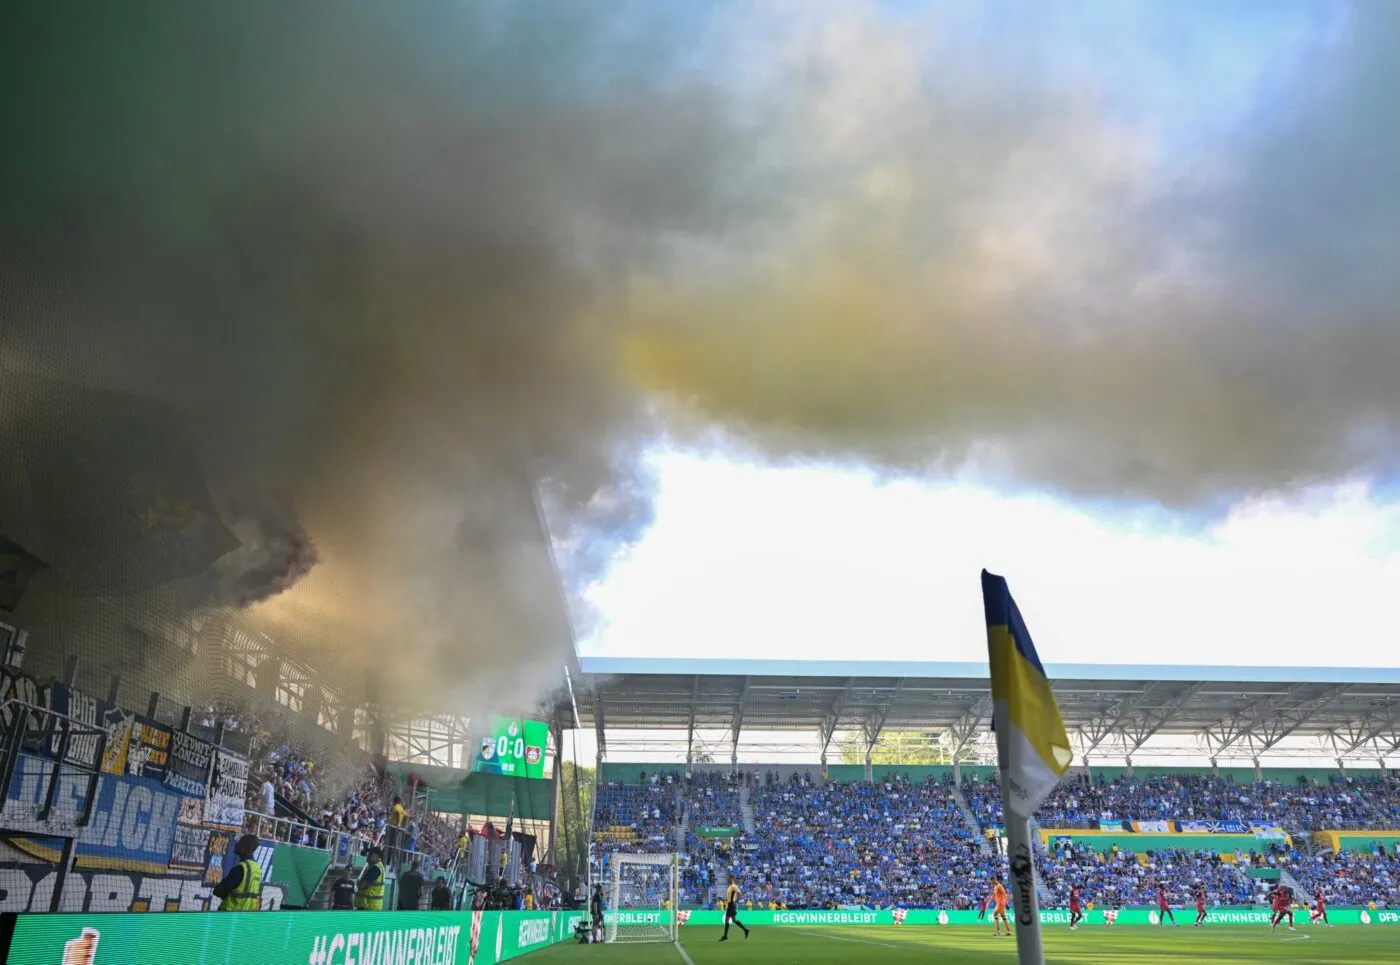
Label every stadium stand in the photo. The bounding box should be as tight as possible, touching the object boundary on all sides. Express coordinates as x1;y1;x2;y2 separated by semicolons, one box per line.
588;761;1400;911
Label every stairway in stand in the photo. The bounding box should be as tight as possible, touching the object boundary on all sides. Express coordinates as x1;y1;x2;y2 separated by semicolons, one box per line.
738;784;756;833
951;782;992;855
674;786;689;854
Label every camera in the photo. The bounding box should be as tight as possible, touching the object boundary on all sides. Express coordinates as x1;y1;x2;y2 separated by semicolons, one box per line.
574;920;592;944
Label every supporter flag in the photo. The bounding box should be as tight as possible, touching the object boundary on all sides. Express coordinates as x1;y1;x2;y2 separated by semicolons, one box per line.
0;535;46;611
499;797;515;872
982;569;1072;818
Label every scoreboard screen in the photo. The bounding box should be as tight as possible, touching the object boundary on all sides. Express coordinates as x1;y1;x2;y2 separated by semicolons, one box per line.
473;717;549;779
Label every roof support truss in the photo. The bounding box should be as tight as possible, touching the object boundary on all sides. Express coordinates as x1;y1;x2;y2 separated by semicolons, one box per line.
1201;684;1352;758
593;695;606;762
863;678;906;749
731;677;750;765
948;695;993;763
685;676;700;764
818;677;856;760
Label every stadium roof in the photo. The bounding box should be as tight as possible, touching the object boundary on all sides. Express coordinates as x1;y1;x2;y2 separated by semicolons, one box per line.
561;656;1400;764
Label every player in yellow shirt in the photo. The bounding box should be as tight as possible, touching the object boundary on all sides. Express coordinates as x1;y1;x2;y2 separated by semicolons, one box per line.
720;880;750;942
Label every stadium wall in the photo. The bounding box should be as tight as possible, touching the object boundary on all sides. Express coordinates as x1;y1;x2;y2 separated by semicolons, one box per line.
1316;831;1400;853
3;908;588;965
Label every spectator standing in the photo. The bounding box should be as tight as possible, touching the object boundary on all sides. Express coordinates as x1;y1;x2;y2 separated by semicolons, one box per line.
397;860;425;910
331;868;357;910
431;876;454;910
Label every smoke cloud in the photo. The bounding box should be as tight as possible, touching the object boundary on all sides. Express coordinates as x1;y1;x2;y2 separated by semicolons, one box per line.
1;2;1397;712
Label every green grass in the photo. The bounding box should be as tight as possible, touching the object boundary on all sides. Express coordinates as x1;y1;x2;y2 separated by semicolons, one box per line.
529;924;1400;964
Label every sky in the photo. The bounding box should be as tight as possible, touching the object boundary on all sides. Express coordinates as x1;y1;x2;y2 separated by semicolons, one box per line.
578;1;1400;676
582;450;1400;671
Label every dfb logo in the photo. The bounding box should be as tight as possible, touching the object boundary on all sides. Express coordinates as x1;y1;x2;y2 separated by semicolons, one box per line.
518;918;550;947
892;908;907;925
677;910;691;926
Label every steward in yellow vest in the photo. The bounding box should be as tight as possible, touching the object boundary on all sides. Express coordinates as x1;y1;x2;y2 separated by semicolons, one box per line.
214;834;264;911
356;846;387;910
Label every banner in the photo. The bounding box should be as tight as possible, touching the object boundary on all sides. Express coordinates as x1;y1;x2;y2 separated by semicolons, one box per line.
204;749;248;830
0;667;48;748
3;753;181;872
7;909;586;965
1131;820;1172;833
220;835;275;886
694;826;742;838
131;719;172;783
0;864;283;914
202;831;235;887
1096;820;1124;832
164;732;213;797
1177;820;1249;834
169;824;210;874
1252;825;1288;840
39;683;106;769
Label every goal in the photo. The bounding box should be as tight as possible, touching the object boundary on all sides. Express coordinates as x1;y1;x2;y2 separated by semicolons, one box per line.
605;852;679;944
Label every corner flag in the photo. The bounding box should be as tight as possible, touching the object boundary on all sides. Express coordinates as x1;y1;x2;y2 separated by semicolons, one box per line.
982;570;1072;965
982;570;1072;818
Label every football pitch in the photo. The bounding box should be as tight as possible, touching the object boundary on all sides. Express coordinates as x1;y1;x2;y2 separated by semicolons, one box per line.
530;925;1400;964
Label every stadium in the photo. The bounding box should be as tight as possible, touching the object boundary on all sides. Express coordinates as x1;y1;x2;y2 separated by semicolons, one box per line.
6;3;1400;965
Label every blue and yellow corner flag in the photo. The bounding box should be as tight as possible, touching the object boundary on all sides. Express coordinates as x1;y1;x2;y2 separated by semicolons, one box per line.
982;570;1072;819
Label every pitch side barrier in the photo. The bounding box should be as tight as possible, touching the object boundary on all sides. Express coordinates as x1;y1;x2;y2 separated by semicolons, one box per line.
0;908;588;965
607;907;1400;928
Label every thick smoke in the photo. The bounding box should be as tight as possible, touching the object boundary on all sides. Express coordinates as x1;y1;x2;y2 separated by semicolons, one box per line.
2;2;1398;712
625;3;1400;506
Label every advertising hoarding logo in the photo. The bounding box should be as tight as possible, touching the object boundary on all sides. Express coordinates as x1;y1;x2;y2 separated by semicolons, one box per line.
62;927;100;965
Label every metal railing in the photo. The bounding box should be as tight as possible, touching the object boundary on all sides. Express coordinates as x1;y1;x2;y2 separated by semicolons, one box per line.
0;696;111;912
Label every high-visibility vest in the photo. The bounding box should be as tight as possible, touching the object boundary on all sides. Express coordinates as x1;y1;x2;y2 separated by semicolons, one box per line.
356;861;386;910
221;859;263;911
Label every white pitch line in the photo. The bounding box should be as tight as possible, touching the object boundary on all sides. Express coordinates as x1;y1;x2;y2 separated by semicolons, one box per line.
789;928;898;948
675;941;698;965
1279;934;1312;942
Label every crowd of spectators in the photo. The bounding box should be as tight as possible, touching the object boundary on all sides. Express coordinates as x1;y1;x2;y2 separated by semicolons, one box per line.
1038;839;1252;907
961;772;1396;832
1288;846;1400;908
220;707;467;868
587;769;1400;910
593;779;680;853
730;776;1005;909
681;772;741;829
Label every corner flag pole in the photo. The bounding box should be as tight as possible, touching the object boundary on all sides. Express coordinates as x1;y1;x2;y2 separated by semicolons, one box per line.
996;719;1049;965
982;569;1074;965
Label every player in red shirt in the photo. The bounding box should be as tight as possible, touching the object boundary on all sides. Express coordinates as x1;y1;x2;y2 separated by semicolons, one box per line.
1268;885;1296;932
1309;888;1330;927
1156;883;1178;927
1193;885;1207;927
1068;886;1083;930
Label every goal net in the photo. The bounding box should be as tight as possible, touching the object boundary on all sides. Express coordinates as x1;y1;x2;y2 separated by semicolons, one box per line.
605;852;678;944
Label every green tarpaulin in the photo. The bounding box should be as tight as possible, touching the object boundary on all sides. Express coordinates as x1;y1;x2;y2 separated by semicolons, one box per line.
383;762;553;819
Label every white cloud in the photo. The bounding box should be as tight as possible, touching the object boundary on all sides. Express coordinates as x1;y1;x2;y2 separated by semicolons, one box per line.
584;452;1400;670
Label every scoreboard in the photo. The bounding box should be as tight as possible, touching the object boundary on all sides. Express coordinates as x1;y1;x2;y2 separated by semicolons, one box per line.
473;717;549;779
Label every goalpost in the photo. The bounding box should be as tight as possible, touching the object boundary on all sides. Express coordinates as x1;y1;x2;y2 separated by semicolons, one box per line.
606;853;679;944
